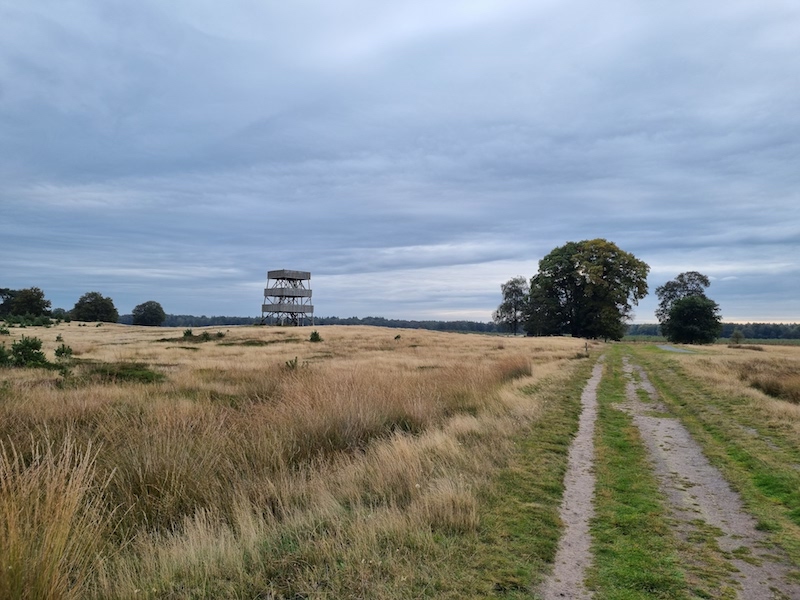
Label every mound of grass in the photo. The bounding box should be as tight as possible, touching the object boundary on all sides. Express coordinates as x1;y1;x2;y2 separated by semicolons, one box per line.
218;338;301;347
727;344;765;351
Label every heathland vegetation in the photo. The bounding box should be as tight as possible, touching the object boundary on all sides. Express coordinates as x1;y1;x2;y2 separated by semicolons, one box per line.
3;321;800;597
0;323;592;598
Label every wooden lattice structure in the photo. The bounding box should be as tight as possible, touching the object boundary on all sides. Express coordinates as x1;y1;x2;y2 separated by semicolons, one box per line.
261;269;314;326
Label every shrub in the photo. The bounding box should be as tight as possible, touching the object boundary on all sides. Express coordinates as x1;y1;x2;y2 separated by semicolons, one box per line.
11;336;49;368
54;344;74;360
0;326;9;335
0;344;11;367
310;330;323;343
183;329;194;338
200;331;212;342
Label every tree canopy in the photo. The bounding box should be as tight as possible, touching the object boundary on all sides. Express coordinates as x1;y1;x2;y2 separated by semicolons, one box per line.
524;239;649;340
132;301;166;326
655;271;722;343
0;287;51;317
663;296;722;344
655;271;710;324
493;276;529;334
72;291;119;323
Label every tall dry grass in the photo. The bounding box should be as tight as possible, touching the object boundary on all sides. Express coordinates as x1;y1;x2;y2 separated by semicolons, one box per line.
0;324;586;597
0;436;110;600
670;344;800;434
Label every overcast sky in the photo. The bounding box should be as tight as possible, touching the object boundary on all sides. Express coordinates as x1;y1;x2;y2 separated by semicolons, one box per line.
2;1;798;323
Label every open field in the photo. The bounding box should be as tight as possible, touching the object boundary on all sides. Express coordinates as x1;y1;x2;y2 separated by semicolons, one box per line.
4;325;800;598
0;323;593;599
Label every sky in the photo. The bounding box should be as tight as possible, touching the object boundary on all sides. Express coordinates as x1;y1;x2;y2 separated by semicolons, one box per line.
2;1;799;323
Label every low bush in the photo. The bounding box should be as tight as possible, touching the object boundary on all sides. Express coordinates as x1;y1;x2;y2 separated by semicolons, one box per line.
0;344;11;367
11;336;49;368
54;344;74;360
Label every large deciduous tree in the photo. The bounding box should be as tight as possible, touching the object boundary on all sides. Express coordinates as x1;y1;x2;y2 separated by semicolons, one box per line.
656;272;722;343
132;301;166;326
664;296;722;344
524;239;649;340
71;291;119;323
493;276;529;334
654;271;710;324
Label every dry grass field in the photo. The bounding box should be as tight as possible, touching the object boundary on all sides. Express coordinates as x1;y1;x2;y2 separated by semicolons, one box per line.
674;343;800;433
0;323;589;599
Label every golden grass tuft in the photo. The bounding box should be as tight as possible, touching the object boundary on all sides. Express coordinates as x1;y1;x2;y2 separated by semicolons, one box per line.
0;436;110;600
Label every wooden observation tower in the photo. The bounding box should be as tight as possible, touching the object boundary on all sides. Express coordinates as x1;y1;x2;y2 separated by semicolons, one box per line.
261;270;314;326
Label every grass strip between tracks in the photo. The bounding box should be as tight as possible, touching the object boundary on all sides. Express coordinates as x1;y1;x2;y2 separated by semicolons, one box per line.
588;346;687;600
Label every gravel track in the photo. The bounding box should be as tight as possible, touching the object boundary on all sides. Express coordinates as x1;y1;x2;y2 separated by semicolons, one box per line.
538;360;604;600
619;356;800;599
538;354;800;599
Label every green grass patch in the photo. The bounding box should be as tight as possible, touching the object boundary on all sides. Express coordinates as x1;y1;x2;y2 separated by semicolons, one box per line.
217;338;301;347
81;361;165;384
589;347;687;599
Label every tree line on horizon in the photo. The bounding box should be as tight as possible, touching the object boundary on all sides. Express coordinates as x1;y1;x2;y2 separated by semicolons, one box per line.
2;283;798;339
628;322;800;340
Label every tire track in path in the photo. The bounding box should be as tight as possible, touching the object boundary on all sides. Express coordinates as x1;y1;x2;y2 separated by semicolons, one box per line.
619;356;800;600
538;359;604;600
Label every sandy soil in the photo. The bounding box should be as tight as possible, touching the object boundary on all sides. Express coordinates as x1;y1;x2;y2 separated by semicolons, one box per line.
538;360;604;599
619;356;800;599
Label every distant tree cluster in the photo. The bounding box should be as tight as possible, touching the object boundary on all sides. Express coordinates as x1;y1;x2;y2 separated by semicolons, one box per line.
0;287;51;318
495;239;650;341
312;316;499;332
0;287;174;329
115;313;501;331
71;291;119;322
719;323;800;340
627;322;800;340
625;324;661;336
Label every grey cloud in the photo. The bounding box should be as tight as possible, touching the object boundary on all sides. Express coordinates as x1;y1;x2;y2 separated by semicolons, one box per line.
2;1;799;321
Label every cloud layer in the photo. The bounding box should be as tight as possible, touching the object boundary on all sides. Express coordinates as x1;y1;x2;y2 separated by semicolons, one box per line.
2;1;798;321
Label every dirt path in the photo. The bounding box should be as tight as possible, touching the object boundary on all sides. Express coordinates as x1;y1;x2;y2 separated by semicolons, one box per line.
619;356;800;599
538;360;604;600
